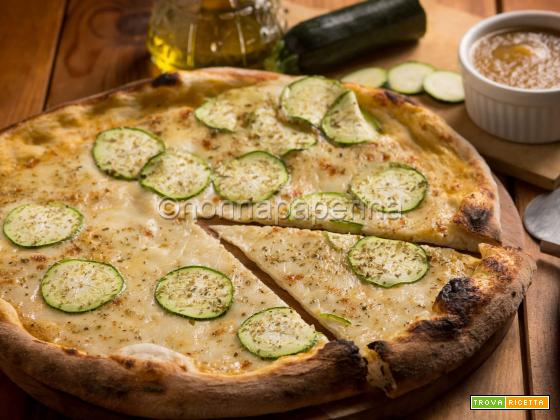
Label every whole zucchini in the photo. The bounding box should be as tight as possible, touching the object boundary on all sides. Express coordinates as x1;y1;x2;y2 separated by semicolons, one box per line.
265;0;426;74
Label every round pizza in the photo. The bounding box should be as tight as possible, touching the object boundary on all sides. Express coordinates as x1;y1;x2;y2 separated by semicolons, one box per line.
0;68;535;418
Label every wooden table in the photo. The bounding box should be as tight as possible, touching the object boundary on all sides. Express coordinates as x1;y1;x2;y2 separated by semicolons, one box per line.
0;0;558;418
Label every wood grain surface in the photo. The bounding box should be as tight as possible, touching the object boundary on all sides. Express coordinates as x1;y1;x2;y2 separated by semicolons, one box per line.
0;0;558;419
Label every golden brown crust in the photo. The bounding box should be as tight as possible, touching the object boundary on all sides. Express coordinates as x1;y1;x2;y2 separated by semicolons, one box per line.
364;244;534;397
0;299;366;418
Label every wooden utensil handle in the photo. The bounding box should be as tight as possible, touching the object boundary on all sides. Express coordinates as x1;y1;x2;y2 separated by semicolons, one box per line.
540;240;560;258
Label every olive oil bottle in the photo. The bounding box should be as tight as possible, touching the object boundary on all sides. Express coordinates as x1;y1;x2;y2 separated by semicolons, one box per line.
147;0;285;71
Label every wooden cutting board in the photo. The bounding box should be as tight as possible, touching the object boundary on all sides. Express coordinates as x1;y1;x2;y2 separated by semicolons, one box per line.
284;0;560;190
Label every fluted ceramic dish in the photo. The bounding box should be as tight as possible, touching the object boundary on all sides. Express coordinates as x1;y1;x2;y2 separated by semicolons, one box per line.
459;11;560;144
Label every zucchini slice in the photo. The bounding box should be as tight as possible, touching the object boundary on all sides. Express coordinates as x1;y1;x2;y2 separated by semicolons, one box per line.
245;107;317;155
238;307;317;359
387;61;435;94
328;220;364;234
93;128;165;180
194;98;237;132
423;71;465;103
213;151;289;204
280;76;346;127
41;259;124;313
155;266;234;320
350;163;428;213
288;192;362;233
321;90;380;145
348;236;429;287
342;67;388;88
3;203;83;248
320;313;352;326
139;151;211;200
324;231;362;252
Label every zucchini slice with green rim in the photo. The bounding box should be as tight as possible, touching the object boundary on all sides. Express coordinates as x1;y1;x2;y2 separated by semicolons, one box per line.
348;237;429;287
342;67;388;88
139;151;211;200
321;90;380;145
324;231;362;252
155;266;234;320
93;128;165;180
244;107;317;155
288;192;363;233
350;163;428;213
3;203;83;248
238;307;317;359
387;61;435;94
319;313;352;326
213;151;289;204
40;259;124;313
423;71;465;103
280;76;347;127
328;220;364;234
194;98;237;132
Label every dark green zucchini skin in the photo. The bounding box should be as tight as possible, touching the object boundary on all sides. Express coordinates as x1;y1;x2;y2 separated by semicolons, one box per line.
265;0;426;74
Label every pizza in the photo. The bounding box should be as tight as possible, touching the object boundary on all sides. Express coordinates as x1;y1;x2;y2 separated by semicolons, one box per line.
0;68;534;418
213;225;534;396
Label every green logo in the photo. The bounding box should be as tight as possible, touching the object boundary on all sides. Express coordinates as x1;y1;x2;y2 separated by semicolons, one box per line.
471;396;506;409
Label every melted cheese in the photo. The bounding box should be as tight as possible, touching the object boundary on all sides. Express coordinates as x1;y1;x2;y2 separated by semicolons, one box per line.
213;225;480;348
132;80;483;248
0;141;328;374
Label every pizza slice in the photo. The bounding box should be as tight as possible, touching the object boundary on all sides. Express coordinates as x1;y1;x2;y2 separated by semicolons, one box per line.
0;70;501;251
0;213;365;418
212;224;534;397
82;70;499;251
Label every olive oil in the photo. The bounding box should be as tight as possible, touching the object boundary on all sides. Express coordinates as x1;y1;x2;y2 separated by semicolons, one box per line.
147;0;284;71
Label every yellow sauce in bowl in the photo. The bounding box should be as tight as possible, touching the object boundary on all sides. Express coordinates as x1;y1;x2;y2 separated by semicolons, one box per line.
471;28;560;89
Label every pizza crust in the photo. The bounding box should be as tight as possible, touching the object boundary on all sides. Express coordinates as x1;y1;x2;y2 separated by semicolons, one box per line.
364;243;534;397
0;299;366;418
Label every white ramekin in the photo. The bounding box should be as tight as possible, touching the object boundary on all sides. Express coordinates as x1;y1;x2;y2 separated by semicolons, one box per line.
459;11;560;144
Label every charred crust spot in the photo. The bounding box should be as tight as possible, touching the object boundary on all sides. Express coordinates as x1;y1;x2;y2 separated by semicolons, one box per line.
142;382;166;394
483;257;513;283
434;277;486;325
63;348;78;355
367;340;390;360
454;200;495;237
83;380;130;398
328;339;360;355
463;206;490;232
123;359;135;369
282;388;301;399
406;318;461;340
152;73;180;88
324;340;368;380
383;89;416;106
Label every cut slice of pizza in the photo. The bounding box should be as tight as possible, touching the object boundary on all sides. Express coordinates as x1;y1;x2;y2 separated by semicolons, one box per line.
1;69;502;251
129;71;500;251
212;224;534;397
0;215;366;418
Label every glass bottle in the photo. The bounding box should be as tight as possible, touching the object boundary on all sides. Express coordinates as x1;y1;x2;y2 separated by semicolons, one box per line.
147;0;285;71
